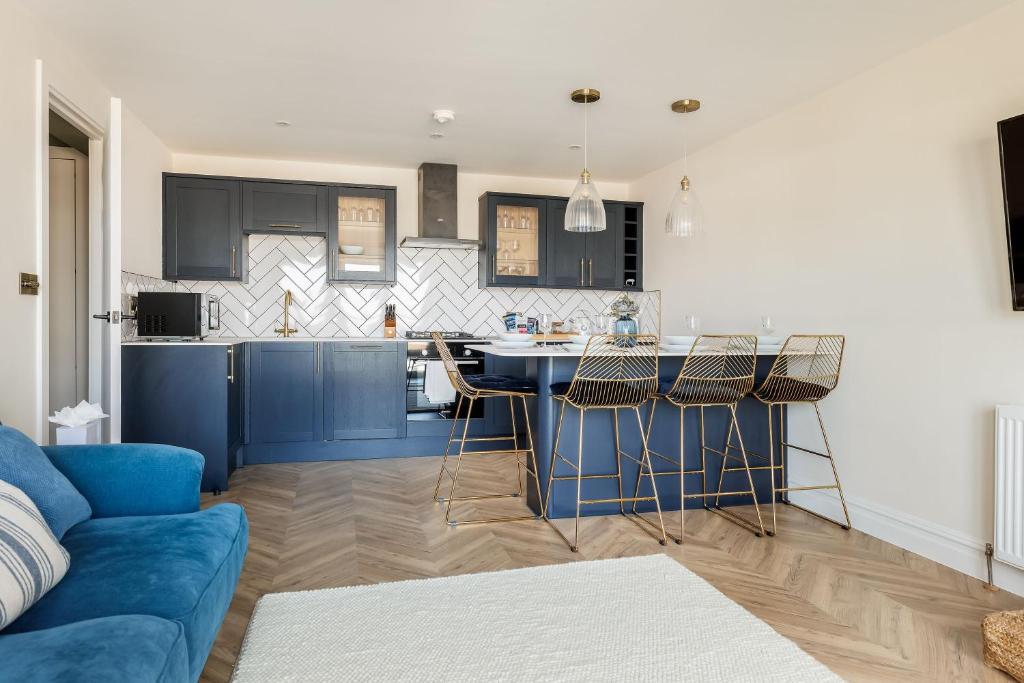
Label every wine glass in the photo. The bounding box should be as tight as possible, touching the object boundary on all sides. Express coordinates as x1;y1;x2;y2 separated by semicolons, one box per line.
538;313;553;347
340;207;348;222
760;315;775;336
683;314;700;336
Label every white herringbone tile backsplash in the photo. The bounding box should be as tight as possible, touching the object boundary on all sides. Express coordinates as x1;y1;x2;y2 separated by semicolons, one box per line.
123;235;657;339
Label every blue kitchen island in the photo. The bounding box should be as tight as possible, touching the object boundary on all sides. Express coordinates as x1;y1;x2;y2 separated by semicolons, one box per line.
467;344;785;522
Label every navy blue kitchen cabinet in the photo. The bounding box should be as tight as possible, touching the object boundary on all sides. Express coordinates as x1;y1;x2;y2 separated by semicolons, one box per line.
121;343;245;493
163;175;245;281
248;340;406;445
586;201;624;289
481;192;642;291
479;193;548;287
323;342;406;440
544;199;587;287
327;186;398;284
242;181;328;234
248;342;323;444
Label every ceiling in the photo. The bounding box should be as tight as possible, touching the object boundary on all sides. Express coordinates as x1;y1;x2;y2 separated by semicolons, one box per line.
29;0;1012;181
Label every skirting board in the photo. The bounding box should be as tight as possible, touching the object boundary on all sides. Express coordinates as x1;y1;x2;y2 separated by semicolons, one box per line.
789;484;1024;597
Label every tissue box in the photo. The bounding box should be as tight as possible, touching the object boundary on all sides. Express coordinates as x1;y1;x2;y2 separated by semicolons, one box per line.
56;422;101;445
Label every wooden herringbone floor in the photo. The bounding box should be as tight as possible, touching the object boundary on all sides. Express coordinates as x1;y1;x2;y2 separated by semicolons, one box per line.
199;456;1023;682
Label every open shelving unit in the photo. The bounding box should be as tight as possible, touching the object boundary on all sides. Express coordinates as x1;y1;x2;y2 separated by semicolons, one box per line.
622;204;642;290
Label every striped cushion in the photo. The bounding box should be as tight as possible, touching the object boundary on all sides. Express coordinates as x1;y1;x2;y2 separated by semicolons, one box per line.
0;479;70;630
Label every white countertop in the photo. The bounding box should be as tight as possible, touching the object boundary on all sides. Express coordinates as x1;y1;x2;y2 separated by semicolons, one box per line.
122;336;408;346
467;344;783;357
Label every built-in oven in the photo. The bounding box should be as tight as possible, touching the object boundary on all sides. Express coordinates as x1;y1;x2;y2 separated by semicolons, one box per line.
406;333;485;420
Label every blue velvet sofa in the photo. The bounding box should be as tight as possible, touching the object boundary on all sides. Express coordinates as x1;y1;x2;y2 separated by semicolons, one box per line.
0;442;248;683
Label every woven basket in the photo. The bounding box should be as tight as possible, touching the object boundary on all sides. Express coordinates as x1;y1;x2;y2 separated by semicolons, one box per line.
983;609;1024;681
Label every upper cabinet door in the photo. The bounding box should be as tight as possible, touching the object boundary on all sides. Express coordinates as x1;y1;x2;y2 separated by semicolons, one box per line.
164;176;244;281
480;193;547;287
586;201;624;290
545;199;588;288
242;181;328;234
327;186;397;284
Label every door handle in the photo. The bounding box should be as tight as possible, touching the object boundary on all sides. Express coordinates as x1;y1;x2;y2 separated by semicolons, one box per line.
92;311;121;324
208;296;221;331
314;345;320;374
268;223;302;229
579;257;584;286
589;258;593;287
227;346;235;383
231;246;237;277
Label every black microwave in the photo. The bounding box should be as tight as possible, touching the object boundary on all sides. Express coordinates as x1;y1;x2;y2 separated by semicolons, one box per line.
136;292;220;339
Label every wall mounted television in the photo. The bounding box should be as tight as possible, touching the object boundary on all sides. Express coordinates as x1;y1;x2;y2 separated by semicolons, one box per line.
998;113;1024;310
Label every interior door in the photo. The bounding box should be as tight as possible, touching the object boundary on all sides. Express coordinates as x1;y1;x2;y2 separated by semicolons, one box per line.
90;97;123;442
48;147;89;443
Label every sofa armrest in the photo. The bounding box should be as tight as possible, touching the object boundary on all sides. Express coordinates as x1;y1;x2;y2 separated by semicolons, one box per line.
41;443;203;518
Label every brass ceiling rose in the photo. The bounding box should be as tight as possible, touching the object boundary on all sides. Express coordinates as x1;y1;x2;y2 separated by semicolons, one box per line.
570;88;601;104
670;99;701;113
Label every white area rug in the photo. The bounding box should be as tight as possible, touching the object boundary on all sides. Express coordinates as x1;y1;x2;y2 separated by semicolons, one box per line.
231;555;842;682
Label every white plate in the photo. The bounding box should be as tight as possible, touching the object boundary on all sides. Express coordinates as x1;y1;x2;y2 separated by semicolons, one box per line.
498;332;534;342
493;340;536;349
663;335;697;347
660;345;692;353
340;245;365;255
563;343;588;352
757;335;782;345
570;335;591;345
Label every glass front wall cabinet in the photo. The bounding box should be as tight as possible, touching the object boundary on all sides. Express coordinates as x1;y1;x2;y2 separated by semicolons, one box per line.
479;193;547;287
328;186;397;283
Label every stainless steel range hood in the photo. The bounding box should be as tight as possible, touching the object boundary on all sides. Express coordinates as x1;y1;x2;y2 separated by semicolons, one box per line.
400;162;481;249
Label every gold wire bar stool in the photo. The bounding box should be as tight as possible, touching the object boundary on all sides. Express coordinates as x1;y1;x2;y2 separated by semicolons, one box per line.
636;335;766;542
543;334;667;551
714;334;851;535
430;332;543;527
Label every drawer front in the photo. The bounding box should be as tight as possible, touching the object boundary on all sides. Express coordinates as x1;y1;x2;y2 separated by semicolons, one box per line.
330;341;400;353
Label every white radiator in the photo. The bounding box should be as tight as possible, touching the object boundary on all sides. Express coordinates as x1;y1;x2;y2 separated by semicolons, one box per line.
996;405;1024;571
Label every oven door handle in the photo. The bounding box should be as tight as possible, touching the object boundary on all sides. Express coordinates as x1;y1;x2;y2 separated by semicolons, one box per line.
411;358;478;365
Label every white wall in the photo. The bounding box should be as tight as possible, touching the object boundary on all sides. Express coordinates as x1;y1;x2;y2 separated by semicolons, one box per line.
631;2;1024;590
0;0;169;436
123;110;171;278
171;153;631;241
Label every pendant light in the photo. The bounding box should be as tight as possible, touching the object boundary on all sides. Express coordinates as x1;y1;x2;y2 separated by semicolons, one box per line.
565;88;606;232
665;98;702;237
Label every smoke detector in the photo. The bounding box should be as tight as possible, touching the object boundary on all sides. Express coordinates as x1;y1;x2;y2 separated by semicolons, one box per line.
432;109;456;124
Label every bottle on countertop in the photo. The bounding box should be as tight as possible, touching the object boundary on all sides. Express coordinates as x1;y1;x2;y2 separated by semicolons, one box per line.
384;303;397;338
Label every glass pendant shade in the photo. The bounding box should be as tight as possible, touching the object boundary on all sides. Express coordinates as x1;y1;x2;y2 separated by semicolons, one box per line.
565;171;607;232
664;176;702;237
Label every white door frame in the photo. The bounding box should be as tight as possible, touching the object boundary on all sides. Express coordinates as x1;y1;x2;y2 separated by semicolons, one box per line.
36;62;116;443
